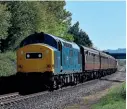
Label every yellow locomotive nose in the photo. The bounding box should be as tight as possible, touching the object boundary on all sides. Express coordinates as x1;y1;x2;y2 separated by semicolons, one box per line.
17;44;54;73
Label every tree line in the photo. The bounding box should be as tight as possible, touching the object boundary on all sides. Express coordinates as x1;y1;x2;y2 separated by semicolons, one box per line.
0;1;92;52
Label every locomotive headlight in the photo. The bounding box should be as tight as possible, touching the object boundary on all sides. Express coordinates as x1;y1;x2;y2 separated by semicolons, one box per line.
38;54;42;58
26;54;30;58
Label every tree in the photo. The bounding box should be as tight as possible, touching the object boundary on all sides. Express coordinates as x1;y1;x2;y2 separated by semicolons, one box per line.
1;1;91;51
0;3;11;52
4;1;38;50
68;21;93;47
42;1;72;39
68;21;80;42
3;1;73;50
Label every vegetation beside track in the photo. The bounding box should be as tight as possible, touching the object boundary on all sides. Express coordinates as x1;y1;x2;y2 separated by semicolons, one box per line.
117;59;126;66
92;82;126;109
0;51;16;76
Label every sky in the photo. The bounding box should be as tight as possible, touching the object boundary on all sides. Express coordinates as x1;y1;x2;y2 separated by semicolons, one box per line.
65;1;126;50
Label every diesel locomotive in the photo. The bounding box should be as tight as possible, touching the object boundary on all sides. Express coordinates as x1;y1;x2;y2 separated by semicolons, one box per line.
17;32;117;92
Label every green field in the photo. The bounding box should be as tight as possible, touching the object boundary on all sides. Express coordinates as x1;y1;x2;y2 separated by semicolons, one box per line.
0;51;16;76
92;82;126;109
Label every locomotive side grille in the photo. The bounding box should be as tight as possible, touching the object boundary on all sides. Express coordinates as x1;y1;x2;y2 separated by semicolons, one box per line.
26;53;42;59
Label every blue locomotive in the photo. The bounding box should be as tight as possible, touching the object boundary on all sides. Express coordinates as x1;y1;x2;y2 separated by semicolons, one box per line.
17;32;117;92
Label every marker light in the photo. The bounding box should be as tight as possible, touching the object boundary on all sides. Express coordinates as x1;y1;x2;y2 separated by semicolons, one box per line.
27;54;30;58
38;54;42;58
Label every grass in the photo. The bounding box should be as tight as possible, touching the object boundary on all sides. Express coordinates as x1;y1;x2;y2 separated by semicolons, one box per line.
0;51;16;76
92;82;126;109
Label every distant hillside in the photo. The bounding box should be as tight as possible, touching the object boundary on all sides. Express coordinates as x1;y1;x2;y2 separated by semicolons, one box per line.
104;48;126;53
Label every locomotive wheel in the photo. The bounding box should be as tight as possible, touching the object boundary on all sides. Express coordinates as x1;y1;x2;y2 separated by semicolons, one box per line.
104;71;106;76
48;81;57;91
80;75;84;83
74;76;77;85
98;72;101;78
96;73;99;79
102;72;104;77
93;72;96;79
97;72;99;79
91;73;94;79
48;77;57;91
93;72;97;79
53;80;57;89
53;79;61;90
83;75;87;82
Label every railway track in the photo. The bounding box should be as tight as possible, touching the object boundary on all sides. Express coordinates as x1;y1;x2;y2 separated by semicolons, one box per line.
0;92;20;106
0;74;113;106
0;80;96;106
0;91;49;107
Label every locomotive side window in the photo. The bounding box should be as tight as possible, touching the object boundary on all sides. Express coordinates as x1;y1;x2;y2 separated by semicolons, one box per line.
63;42;72;48
69;50;73;57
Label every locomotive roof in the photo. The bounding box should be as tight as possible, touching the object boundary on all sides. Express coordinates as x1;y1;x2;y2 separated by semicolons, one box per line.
20;32;80;50
33;43;58;51
47;33;80;50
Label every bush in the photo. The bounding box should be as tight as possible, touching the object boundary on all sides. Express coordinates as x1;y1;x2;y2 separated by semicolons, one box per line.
0;51;16;76
92;82;126;109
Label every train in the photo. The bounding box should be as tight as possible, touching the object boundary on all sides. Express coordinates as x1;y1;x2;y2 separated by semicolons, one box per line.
17;32;118;93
